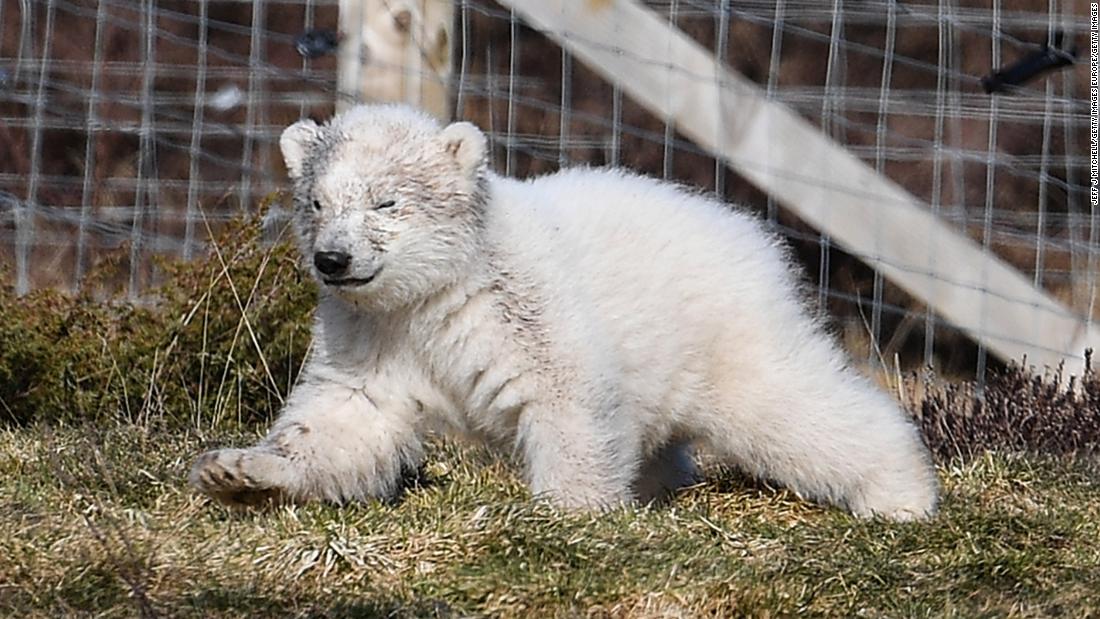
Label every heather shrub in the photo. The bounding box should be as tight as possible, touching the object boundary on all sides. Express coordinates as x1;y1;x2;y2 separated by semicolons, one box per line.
910;356;1100;462
0;203;315;428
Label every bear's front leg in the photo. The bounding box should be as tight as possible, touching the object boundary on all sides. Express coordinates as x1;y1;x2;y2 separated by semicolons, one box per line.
189;378;422;507
516;401;637;510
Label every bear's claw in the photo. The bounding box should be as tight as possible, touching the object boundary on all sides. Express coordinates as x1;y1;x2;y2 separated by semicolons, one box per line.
189;448;290;508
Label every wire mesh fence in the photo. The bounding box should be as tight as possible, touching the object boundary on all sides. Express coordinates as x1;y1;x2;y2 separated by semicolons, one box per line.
0;0;1095;379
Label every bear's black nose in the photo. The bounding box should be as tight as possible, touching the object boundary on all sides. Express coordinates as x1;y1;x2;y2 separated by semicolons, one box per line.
314;251;351;277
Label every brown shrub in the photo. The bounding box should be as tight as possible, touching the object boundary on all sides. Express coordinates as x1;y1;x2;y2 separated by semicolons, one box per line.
910;353;1100;462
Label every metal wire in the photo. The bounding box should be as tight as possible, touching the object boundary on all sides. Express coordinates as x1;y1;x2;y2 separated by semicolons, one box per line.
0;0;1093;378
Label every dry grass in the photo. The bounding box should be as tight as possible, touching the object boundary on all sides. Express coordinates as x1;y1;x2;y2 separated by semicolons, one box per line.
2;424;1099;617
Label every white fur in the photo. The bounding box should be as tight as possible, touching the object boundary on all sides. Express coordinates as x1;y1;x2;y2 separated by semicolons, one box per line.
190;104;939;520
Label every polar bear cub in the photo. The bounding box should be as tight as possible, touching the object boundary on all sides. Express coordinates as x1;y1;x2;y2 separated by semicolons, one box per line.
189;104;938;520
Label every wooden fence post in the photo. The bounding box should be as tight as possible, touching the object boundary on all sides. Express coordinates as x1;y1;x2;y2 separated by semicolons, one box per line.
337;0;453;120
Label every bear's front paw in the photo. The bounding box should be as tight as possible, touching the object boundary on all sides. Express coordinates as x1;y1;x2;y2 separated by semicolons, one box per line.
188;448;293;508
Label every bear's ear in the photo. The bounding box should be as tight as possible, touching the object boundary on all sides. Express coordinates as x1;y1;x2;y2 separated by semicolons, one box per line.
439;121;487;178
280;119;321;178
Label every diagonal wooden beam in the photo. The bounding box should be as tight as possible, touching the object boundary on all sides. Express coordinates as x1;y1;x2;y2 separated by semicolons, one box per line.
499;0;1099;376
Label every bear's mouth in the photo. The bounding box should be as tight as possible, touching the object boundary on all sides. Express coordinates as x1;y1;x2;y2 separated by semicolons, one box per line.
323;268;381;288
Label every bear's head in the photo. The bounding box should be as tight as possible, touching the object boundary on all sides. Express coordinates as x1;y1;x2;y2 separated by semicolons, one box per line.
280;104;488;311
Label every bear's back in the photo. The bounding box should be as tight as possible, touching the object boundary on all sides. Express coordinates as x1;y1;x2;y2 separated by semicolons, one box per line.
487;167;794;310
482;168;812;398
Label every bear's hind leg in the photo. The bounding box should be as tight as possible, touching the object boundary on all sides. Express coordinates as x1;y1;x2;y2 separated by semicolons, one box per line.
700;361;938;520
